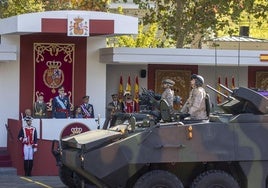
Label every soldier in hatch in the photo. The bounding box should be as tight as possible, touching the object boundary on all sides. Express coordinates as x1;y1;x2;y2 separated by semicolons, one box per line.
161;79;175;108
181;74;208;120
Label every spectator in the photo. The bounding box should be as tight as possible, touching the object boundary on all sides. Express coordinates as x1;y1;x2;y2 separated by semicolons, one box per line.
74;106;83;118
34;94;47;118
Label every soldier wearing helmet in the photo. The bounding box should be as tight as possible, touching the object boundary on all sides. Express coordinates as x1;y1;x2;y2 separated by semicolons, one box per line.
161;79;175;108
181;74;208;120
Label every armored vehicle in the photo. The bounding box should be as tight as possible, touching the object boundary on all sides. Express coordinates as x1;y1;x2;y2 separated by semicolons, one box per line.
52;85;268;188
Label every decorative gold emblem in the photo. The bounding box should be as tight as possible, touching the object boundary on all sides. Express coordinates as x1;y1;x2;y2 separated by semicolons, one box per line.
43;60;64;93
69;16;88;36
71;127;83;135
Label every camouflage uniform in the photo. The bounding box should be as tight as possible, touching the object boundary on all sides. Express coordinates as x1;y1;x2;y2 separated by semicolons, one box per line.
161;88;174;107
181;87;207;120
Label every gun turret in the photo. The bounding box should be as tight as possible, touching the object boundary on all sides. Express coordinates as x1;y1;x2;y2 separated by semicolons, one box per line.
207;84;268;115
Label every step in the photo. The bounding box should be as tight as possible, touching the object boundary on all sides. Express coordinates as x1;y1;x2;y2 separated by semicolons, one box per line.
0;148;12;167
0;167;17;176
0;160;12;167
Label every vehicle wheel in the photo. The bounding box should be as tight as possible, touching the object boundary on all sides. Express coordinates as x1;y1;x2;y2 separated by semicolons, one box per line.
58;165;76;188
133;170;184;188
190;170;240;188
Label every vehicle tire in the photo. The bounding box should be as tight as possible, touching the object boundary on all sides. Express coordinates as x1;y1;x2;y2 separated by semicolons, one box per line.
58;165;76;188
133;170;184;188
190;170;240;188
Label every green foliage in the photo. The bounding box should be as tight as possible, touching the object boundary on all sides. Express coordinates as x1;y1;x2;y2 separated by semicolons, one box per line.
0;0;44;18
218;0;268;39
108;22;173;48
42;0;110;11
133;0;268;48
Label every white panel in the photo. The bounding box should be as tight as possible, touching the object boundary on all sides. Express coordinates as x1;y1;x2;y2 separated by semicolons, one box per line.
0;35;20;147
42;118;105;140
86;37;107;119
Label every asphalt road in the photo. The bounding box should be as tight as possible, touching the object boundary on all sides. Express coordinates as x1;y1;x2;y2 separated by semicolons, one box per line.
0;176;66;188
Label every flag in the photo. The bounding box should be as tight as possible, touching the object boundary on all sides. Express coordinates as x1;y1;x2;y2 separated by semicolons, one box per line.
134;76;139;111
126;75;131;93
118;75;123;102
231;76;235;89
217;76;222;104
224;77;228;96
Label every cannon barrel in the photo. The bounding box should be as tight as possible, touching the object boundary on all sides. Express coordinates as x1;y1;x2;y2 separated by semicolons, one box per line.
206;85;230;100
219;84;233;94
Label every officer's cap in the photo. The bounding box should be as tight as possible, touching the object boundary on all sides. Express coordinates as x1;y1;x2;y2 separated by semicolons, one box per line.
124;91;131;96
111;94;118;97
162;79;175;86
82;95;89;100
24;116;33;121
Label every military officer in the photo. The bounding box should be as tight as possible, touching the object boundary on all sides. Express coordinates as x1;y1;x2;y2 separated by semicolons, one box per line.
18;116;38;176
80;95;94;118
161;79;175;107
52;86;70;118
34;94;47;118
107;94;123;117
181;74;208;120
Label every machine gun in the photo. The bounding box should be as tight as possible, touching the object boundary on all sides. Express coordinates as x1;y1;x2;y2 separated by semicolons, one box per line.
207;84;268;115
140;87;161;111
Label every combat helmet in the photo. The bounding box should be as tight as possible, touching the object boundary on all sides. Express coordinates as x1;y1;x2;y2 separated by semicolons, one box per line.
191;74;204;87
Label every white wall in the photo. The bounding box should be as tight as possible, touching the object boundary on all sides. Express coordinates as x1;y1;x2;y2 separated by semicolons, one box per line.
0;35;20;147
105;64;249;114
106;64;148;115
86;37;107;119
199;65;248;111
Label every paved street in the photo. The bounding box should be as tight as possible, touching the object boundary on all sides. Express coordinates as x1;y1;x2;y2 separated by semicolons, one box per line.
0;175;66;188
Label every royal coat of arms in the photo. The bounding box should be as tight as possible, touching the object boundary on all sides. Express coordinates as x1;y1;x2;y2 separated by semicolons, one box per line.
68;15;89;37
43;60;64;93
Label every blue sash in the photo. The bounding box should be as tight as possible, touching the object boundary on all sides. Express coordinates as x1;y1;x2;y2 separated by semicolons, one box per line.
56;96;66;109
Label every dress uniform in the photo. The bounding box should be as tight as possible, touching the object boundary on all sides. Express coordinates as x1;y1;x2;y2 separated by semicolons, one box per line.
107;94;123;117
18;116;38;176
80;95;95;118
52;86;70;118
123;91;136;113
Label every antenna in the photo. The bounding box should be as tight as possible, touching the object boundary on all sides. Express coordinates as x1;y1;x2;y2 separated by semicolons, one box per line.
213;39;219;89
237;33;240;87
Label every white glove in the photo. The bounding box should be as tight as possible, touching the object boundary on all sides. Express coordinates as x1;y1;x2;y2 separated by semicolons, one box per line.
22;137;28;143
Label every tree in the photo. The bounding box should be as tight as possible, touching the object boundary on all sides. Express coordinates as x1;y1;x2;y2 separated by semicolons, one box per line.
0;0;114;18
42;0;110;11
108;6;171;48
218;0;268;39
133;0;268;48
0;0;44;18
